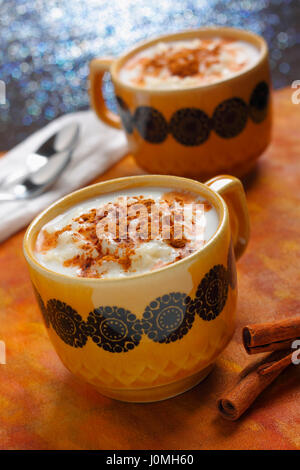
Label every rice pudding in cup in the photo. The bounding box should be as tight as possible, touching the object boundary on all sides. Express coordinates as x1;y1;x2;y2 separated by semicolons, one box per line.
34;187;220;279
119;38;259;89
24;174;249;402
90;27;271;179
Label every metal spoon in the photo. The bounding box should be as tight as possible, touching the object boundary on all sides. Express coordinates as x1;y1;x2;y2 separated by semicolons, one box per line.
0;122;79;202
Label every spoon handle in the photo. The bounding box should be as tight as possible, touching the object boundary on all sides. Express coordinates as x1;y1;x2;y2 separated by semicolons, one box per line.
0;192;17;202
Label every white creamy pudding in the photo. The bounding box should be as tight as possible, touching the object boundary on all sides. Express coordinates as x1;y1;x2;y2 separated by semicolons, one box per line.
119;37;259;89
35;187;219;279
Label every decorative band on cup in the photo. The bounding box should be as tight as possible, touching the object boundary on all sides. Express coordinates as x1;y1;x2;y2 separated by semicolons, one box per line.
116;81;269;146
116;96;134;134
141;292;195;343
212;98;248;139
193;265;229;321
34;259;236;352
169;108;211;146
86;306;142;353
249;81;270;124
47;299;88;348
134;106;169;143
33;285;50;328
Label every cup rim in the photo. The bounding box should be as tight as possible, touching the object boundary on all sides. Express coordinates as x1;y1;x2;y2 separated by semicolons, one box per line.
110;26;268;94
23;175;228;285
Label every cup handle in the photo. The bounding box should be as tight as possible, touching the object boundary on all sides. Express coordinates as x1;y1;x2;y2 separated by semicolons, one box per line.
89;58;122;129
205;175;250;260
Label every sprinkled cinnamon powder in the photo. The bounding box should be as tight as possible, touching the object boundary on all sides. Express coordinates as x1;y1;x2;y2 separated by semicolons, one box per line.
35;190;215;279
36;224;72;252
121;37;259;88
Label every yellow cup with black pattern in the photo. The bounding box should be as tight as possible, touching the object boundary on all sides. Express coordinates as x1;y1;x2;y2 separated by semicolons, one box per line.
23;174;249;402
89;27;271;179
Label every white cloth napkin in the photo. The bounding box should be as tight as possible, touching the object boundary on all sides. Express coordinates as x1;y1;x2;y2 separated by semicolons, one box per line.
0;110;128;243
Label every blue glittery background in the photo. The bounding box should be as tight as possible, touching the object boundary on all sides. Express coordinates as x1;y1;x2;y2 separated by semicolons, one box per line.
0;0;299;150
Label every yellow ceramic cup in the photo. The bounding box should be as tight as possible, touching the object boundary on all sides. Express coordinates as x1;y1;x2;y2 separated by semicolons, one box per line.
24;174;249;402
89;27;272;180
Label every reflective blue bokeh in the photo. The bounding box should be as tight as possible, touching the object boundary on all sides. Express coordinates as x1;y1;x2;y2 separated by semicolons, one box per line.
0;0;299;149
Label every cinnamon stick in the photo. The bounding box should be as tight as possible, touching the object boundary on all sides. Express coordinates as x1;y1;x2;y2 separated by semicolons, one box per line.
243;317;300;354
217;349;292;421
257;351;294;376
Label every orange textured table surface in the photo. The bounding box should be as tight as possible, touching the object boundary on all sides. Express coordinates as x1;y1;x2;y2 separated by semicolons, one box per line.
0;88;299;450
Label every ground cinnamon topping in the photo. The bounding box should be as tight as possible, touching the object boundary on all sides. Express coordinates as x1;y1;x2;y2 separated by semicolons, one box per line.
36;191;212;278
126;37;247;86
36;224;72;252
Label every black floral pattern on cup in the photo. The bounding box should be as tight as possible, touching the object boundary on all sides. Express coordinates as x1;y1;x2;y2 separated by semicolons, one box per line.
134;106;168;143
33;263;232;351
33;286;50;328
249;81;269;124
227;240;237;290
47;299;88;348
193;265;229;321
212;97;248;138
87;306;142;353
116;96;134;134
169;108;211;146
115;88;269;146
141;292;195;343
